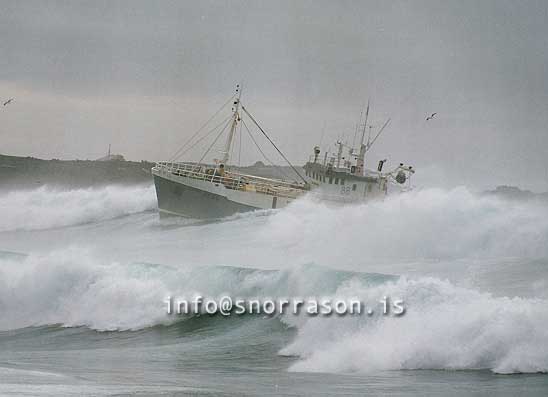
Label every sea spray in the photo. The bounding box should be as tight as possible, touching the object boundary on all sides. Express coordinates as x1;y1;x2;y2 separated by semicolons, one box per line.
280;276;548;374
262;186;548;263
0;184;156;232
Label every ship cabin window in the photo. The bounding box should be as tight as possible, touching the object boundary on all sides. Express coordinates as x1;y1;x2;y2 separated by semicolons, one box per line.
335;178;339;185
329;177;333;184
352;184;357;191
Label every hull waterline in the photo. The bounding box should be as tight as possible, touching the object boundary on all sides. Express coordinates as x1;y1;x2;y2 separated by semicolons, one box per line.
153;173;257;219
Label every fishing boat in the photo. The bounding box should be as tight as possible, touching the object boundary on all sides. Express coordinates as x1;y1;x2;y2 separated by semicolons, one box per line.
152;85;414;218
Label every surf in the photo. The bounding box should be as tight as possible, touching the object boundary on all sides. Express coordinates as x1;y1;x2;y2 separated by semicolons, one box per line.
1;248;547;374
1;184;548;376
0;184;156;232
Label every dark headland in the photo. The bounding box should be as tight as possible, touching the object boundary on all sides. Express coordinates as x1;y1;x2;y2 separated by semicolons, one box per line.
0;155;303;190
0;154;155;189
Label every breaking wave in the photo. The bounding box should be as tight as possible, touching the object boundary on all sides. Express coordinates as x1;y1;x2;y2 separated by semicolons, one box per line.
261;186;548;262
0;184;156;232
281;276;548;375
1;185;548;375
0;248;546;374
0;248;386;332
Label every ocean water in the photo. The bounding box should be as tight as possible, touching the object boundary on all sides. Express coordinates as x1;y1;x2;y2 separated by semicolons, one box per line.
0;184;547;396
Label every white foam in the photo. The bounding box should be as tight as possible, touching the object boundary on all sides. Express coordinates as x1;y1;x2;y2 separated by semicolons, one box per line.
1;185;547;375
281;276;548;374
261;186;548;263
0;248;546;374
0;249;353;331
0;184;156;232
0;248;171;331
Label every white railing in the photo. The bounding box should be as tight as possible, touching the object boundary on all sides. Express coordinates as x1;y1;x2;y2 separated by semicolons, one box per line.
153;162;308;199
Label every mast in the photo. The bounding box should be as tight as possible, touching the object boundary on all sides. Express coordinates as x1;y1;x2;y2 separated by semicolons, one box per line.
336;140;343;168
356;101;369;175
221;84;242;165
352;108;363;150
359;100;370;148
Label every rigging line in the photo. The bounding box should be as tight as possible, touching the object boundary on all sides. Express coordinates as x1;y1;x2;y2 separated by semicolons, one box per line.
240;105;308;185
352;108;363;149
168;93;235;162
194;117;233;170
351;125;358;150
365;118;391;153
176;114;232;161
175;114;233;159
361;100;370;147
241;118;292;181
168;93;236;163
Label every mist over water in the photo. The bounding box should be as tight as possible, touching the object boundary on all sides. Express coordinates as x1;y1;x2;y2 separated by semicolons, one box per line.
1;184;547;395
2;184;547;263
267;186;548;262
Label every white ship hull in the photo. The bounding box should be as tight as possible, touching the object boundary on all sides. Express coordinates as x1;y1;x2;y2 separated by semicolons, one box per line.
152;164;299;219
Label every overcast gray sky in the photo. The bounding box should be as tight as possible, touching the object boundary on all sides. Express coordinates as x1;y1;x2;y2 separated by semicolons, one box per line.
1;0;547;191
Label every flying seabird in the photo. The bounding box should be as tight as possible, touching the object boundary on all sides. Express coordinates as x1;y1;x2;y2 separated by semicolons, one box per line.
426;112;436;121
3;98;14;106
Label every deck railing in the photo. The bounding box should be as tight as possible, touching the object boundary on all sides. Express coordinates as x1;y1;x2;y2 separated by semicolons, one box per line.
153;162;307;199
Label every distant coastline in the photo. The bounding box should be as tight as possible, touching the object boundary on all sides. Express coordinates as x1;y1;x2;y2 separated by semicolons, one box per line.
0;153;155;189
0;155;303;190
482;185;548;202
1;153;545;202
